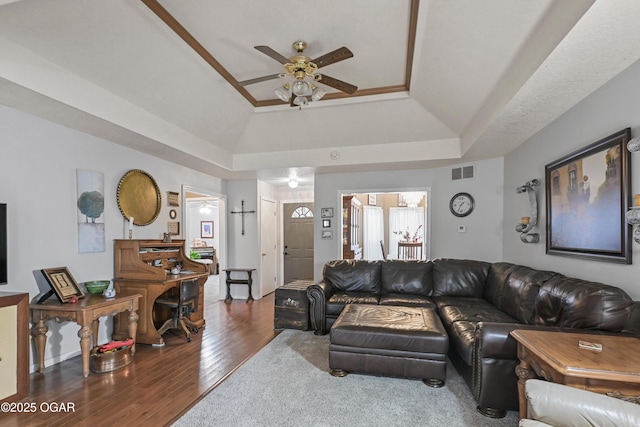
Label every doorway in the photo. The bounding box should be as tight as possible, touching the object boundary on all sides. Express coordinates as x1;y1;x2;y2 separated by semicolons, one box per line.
182;185;226;301
340;191;430;261
283;203;314;283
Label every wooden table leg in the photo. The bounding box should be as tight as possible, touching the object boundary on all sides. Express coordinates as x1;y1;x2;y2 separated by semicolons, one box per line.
31;318;48;374
92;319;99;349
78;325;92;378
246;271;254;302
515;358;536;419
224;270;233;302
128;309;139;356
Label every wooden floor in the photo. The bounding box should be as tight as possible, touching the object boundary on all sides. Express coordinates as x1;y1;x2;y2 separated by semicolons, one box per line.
1;292;277;427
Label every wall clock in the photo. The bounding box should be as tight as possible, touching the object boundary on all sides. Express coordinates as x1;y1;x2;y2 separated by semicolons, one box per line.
449;192;475;217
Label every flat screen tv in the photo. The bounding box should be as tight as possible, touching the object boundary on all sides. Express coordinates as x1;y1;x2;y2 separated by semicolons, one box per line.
0;204;6;284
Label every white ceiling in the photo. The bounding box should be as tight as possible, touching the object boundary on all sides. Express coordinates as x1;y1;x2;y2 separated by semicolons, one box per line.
1;0;640;187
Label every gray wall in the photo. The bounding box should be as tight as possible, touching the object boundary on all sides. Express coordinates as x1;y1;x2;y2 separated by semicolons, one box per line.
313;157;505;280
503;58;640;300
0;103;223;369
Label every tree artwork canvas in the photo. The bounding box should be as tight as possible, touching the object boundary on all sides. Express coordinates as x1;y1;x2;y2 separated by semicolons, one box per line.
76;169;105;253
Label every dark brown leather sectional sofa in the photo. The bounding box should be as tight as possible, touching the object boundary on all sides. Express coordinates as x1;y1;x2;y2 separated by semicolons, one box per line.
307;258;640;418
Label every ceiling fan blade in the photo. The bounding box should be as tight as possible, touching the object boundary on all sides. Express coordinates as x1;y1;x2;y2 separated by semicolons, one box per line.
312;47;353;69
317;74;358;95
237;74;281;86
254;45;290;64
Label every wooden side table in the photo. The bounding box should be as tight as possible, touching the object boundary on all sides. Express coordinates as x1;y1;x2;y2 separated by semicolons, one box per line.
511;329;640;419
30;293;141;378
223;268;256;302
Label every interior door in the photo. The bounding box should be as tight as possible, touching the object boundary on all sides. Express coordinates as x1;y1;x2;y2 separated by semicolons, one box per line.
260;198;277;296
283;203;314;284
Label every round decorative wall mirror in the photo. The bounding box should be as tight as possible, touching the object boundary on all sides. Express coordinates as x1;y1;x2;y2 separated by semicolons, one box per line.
116;169;161;226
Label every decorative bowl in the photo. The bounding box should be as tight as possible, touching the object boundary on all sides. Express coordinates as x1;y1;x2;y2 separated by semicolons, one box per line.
84;280;110;295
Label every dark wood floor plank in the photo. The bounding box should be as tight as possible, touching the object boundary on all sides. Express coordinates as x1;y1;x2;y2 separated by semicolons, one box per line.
0;293;276;427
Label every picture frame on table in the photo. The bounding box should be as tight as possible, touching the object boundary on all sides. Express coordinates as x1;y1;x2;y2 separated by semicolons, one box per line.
201;221;214;238
40;267;84;303
545;128;631;264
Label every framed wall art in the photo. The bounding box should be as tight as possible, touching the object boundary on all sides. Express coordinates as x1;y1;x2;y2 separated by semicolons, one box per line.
40;267;85;303
545;128;631;264
321;208;333;218
201;221;214;238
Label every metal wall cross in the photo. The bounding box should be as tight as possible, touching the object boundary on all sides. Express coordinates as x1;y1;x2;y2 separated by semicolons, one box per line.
230;200;256;235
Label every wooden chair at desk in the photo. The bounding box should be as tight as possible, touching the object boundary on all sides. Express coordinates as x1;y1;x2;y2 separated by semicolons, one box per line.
155;278;200;342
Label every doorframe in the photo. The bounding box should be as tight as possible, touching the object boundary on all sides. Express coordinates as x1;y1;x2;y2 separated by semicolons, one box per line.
278;195;313;288
337;187;432;261
259;196;277;296
182;185;227;297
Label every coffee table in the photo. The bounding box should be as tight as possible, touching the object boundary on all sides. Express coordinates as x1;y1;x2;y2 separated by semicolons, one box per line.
511;329;640;419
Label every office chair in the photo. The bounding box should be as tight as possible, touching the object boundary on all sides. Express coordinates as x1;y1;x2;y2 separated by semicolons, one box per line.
155;278;200;342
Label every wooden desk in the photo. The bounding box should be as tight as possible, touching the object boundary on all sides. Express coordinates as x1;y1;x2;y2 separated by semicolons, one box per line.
223;268;255;302
30;293;141;378
112;239;209;346
511;329;640;419
398;241;422;260
113;273;207;345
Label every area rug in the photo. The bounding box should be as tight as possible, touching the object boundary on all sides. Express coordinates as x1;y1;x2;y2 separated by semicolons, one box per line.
173;329;519;427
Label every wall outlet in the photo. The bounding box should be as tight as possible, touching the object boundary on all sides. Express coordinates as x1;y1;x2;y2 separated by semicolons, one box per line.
458;225;466;233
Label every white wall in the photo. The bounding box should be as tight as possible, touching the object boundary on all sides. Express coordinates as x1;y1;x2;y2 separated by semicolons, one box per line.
226;180;261;299
504;58;640;300
0;104;223;370
313;158;504;280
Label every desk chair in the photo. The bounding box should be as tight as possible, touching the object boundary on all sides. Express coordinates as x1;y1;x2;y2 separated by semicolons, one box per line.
155;278;200;342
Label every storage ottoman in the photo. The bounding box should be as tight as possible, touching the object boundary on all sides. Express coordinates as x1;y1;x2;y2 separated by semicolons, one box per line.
274;280;314;330
329;304;449;387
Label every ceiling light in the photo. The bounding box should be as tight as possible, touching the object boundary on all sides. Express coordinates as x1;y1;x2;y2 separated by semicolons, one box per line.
288;178;299;189
199;202;212;214
312;87;327;101
293;96;308;106
275;84;291;102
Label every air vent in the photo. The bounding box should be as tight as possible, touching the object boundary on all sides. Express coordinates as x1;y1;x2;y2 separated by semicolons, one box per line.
451;165;475;181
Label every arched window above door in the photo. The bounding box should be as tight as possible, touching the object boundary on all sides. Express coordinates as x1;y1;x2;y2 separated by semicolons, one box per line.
291;206;314;218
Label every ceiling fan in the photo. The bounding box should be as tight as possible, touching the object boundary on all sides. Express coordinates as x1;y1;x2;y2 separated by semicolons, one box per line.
238;41;358;106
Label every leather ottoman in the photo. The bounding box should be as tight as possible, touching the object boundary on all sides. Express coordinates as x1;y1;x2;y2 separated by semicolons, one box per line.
329;304;449;387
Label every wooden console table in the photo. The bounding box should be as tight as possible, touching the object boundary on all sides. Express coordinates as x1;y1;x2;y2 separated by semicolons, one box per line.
31;293;141;378
223;268;255;302
511;329;640;419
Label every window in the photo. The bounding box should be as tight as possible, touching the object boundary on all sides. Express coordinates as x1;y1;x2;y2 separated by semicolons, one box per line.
291;206;313;218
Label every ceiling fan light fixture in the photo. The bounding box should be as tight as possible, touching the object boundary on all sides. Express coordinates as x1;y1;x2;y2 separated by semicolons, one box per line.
275;84;291;102
292;80;311;97
312;86;327;101
293;96;308;106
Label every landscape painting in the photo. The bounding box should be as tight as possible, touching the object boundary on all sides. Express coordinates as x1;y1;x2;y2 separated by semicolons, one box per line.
545;129;631;263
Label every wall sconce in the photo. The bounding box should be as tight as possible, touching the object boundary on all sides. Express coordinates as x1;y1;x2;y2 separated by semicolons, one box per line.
626;138;640;243
516;179;539;243
625;194;640;244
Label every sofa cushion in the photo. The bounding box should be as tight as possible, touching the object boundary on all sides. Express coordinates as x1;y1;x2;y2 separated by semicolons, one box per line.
484;263;556;324
379;293;436;309
439;304;518;328
432;259;490;297
327;292;379;315
532;276;633;331
449;321;477;365
380;260;433;296
432;296;487;310
323;260;382;293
